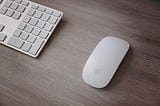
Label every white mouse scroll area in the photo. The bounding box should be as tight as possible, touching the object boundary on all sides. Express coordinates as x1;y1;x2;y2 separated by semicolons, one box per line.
82;36;129;88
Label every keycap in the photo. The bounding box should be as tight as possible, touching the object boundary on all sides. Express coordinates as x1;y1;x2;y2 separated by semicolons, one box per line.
12;11;21;19
53;11;61;17
31;4;39;9
20;31;29;40
10;2;19;10
48;16;57;24
27;34;36;43
29;18;38;26
23;15;31;23
7;37;24;48
21;42;32;52
13;29;22;37
21;0;29;6
44;23;53;31
45;8;53;14
17;5;26;13
15;0;22;4
4;1;12;8
39;30;48;39
41;13;50;21
0;24;5;32
38;6;45;12
34;11;42;18
27;8;35;16
24;24;33;33
18;22;26;30
0;7;8;14
32;27;41;36
0;33;7;41
29;38;44;55
36;20;45;29
6;9;14;17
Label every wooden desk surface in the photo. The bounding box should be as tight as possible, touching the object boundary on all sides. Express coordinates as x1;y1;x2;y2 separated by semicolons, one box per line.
0;0;160;106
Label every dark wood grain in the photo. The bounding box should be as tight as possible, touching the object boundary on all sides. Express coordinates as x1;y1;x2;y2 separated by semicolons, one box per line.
0;0;160;106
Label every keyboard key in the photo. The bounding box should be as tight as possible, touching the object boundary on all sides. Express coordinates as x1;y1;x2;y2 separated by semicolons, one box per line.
27;34;36;43
23;15;31;23
31;4;39;9
0;24;5;32
41;13;50;21
17;5;26;13
48;16;57;24
4;1;12;8
39;30;48;39
21;0;29;6
53;11;61;17
21;42;32;52
25;25;33;33
13;29;22;37
0;7;8;14
44;23;53;31
38;6;45;12
24;24;33;33
20;31;29;40
34;11;42;18
0;33;7;41
45;9;53;14
12;11;21;19
15;0;22;4
36;20;45;29
6;9;14;17
10;2;19;10
7;37;24;49
29;18;38;26
27;8;35;16
32;27;41;36
18;22;26;30
29;37;44;55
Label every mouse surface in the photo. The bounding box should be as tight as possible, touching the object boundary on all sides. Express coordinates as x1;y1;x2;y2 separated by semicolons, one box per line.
82;36;129;88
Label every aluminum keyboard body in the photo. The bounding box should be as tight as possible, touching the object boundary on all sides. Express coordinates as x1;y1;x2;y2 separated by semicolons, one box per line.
0;0;63;57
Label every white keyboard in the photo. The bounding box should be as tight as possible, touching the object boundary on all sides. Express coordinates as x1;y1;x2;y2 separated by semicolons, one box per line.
0;0;63;57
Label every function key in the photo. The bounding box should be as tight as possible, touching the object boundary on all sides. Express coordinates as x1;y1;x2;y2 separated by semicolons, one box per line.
21;0;29;6
38;6;45;12
15;0;21;4
31;4;39;10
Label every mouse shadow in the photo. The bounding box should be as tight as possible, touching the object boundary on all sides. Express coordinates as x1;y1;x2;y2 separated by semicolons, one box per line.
37;19;67;58
100;47;134;91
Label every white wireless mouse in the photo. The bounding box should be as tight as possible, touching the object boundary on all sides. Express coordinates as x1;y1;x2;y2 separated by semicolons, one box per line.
82;36;129;88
